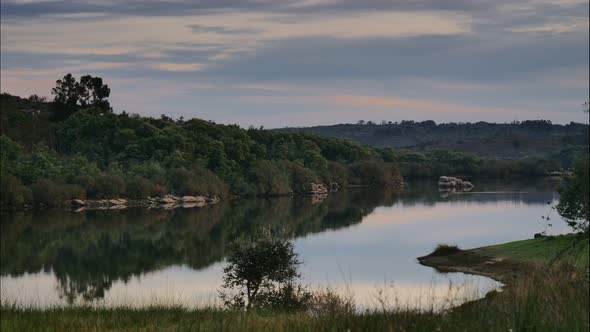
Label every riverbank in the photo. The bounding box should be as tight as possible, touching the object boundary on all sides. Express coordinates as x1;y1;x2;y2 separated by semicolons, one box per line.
418;233;589;284
2;234;588;331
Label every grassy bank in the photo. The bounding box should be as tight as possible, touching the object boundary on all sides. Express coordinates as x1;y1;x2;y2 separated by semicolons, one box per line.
418;233;589;283
2;234;589;331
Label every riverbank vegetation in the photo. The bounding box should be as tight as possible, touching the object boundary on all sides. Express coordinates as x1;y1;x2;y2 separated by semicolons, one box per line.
1;74;585;209
1;76;403;209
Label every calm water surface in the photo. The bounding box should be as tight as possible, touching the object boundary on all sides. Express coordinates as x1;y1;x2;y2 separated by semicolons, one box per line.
0;179;569;309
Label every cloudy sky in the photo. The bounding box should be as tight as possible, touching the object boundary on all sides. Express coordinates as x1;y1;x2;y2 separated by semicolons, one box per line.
1;0;588;127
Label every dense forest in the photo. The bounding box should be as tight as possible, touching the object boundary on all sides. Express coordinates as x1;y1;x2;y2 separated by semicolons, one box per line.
0;75;584;209
279;120;589;161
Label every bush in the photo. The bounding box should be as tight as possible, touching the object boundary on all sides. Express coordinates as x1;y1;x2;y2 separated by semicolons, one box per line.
125;176;154;199
90;174;126;198
557;159;589;233
350;161;402;186
0;175;32;207
167;166;228;196
279;161;319;193
325;161;349;187
431;244;461;256
31;179;85;207
249;161;291;196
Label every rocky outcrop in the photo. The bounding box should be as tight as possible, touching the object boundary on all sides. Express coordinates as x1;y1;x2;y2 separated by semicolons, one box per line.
181;196;206;203
109;199;127;205
438;176;474;191
68;194;220;212
71;199;87;207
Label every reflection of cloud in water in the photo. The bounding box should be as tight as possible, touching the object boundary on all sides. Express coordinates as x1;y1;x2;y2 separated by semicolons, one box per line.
0;181;568;310
2;266;500;311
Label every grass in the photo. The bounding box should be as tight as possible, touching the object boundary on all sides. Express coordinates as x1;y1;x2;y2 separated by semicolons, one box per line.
2;268;588;332
480;233;589;268
2;234;589;331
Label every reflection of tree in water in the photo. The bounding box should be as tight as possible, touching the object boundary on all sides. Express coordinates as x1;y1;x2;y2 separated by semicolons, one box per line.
0;188;401;303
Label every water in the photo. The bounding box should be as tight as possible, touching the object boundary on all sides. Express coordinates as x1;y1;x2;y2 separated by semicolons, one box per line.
0;179;569;310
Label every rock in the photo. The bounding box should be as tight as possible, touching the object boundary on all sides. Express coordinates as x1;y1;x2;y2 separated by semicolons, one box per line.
159;197;177;204
309;183;328;196
438;176;474;196
71;199;87;206
462;181;474;191
181;202;205;208
182;196;206;203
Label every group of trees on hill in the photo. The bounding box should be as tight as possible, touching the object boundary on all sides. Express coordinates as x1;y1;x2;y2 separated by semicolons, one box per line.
0;75;406;208
0;74;584;209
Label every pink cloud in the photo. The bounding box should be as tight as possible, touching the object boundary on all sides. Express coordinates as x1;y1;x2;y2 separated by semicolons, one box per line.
330;95;525;114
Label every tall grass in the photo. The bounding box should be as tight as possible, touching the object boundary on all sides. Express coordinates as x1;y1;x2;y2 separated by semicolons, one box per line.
2;264;588;331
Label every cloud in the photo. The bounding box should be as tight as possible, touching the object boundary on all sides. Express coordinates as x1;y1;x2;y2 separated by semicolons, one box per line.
329;95;525;114
1;0;588;127
149;63;206;72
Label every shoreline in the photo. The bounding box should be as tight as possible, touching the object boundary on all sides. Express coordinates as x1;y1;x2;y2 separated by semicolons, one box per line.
417;233;589;285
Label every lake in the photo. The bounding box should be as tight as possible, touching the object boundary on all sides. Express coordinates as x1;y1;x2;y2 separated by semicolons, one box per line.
0;179;570;310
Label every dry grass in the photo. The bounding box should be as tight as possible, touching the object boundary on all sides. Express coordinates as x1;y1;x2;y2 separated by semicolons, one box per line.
2;263;588;332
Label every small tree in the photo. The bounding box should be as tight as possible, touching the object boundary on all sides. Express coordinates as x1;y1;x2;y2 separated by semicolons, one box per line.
556;159;589;234
219;233;311;310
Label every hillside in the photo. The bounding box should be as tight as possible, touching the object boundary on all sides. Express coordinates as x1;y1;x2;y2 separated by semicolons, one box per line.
1;87;584;209
279;121;589;161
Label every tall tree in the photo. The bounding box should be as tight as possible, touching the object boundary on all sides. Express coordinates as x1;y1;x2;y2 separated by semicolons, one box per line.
51;74;111;119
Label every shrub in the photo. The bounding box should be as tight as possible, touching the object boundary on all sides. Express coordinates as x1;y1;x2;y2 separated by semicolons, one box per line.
31;179;85;207
0;175;32;207
279;161;319;193
249;161;291;196
557;159;589;233
90;174;126;198
431;244;461;256
125;176;154;199
350;161;402;187
167;166;228;196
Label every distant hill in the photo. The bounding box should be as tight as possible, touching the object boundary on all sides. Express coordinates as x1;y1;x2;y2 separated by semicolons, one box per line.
279;121;589;160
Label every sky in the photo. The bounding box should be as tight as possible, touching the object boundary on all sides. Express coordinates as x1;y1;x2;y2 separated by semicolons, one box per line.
1;0;589;127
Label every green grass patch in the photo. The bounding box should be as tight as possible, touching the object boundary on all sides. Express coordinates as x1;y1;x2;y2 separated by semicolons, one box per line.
480;233;589;268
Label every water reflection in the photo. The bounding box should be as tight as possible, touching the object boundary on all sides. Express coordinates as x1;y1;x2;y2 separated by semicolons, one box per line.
0;179;568;308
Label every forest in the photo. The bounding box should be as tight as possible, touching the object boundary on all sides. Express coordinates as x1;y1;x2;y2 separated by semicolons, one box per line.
0;75;583;208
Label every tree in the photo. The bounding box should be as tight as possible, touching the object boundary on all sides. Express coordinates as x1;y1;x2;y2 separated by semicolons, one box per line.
219;233;311;310
51;74;111;117
556;159;589;233
79;75;111;110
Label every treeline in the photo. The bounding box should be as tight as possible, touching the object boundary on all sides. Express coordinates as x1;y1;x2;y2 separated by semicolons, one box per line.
0;75;576;209
1;87;403;208
280;118;589;162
